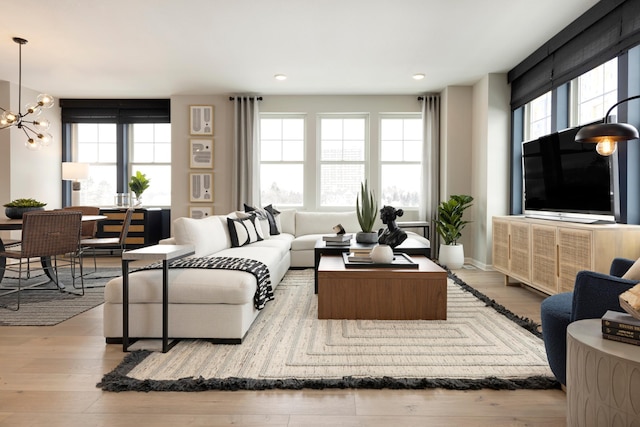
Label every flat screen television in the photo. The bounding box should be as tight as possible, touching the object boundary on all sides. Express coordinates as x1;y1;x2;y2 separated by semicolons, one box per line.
521;124;619;224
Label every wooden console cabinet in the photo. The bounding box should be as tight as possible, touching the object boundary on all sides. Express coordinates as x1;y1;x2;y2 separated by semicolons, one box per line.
97;208;170;248
492;216;640;295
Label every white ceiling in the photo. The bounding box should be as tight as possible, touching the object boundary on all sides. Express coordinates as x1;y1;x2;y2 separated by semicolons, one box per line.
0;0;600;99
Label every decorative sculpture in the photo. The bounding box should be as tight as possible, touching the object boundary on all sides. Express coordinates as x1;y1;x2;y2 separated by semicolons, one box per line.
377;205;407;248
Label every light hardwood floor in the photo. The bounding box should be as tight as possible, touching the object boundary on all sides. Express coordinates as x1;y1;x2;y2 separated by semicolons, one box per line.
0;260;566;427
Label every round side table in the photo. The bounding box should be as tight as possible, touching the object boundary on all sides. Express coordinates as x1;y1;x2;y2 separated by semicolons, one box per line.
567;318;640;426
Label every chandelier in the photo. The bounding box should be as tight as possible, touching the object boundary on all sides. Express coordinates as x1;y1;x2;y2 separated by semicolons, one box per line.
0;37;54;151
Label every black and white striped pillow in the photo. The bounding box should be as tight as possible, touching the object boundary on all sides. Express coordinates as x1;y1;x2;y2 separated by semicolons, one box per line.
227;215;264;247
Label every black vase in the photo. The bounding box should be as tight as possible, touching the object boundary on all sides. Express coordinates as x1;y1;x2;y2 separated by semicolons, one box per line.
5;206;44;219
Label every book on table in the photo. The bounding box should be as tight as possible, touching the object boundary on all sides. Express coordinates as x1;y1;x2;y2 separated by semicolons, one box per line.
601;310;640;346
322;233;353;242
324;240;351;246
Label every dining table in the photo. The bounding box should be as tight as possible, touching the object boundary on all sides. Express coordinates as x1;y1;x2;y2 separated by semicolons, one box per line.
0;215;107;289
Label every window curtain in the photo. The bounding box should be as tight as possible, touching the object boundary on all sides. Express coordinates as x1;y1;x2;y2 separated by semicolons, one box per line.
420;95;440;257
231;96;260;210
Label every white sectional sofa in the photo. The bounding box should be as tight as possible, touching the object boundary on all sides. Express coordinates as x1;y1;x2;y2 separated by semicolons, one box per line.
103;209;429;343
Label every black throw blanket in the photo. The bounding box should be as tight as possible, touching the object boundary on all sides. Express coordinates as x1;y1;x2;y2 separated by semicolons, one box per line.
137;256;274;310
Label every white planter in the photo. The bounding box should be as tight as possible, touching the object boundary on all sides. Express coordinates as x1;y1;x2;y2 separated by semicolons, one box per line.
356;231;378;243
438;243;464;269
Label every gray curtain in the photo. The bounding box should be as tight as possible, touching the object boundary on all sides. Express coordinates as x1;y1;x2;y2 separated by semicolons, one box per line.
232;96;260;210
420;95;440;258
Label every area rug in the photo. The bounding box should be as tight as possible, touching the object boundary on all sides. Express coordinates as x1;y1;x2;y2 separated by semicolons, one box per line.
98;269;559;391
0;268;120;326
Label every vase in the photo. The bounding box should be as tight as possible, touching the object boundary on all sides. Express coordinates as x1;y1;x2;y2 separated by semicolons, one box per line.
438;243;464;269
4;206;45;219
133;195;142;207
371;244;394;264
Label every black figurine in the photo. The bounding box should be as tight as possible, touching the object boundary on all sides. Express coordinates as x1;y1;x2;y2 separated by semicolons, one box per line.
377;205;407;248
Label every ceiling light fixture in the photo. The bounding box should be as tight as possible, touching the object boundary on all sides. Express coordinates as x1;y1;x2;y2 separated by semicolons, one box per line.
413;73;425;80
575;95;640;156
274;74;287;81
0;37;54;151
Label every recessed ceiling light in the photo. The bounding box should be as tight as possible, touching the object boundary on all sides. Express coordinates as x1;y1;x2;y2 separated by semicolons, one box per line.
413;73;425;80
274;74;287;81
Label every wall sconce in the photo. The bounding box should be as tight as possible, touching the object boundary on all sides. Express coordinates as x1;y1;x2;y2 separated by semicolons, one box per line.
62;162;89;206
575;95;640;156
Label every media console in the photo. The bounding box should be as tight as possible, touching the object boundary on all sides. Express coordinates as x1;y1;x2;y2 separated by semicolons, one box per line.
492;216;640;295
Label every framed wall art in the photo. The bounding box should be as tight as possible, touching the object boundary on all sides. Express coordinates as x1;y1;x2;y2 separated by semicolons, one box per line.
189;105;214;136
190;139;213;168
189;173;213;202
189;206;212;219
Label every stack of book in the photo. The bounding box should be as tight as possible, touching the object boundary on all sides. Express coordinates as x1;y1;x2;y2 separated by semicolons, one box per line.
346;247;373;263
322;233;353;246
601;310;640;346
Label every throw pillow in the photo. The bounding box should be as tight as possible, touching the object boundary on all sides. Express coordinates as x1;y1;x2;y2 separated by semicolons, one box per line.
244;203;280;235
623;258;640;281
227;215;264;247
264;204;281;235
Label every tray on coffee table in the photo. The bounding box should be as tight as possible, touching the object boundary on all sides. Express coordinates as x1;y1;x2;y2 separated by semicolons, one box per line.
342;252;419;269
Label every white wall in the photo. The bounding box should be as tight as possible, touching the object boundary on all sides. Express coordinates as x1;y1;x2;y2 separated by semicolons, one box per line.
439;86;474;253
470;74;510;269
0;82;62;215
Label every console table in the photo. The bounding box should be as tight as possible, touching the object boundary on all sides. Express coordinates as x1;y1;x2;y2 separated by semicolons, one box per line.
492;216;640;295
567;319;640;426
121;244;195;353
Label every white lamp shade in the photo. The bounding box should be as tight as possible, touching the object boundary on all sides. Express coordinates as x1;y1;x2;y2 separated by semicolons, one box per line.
62;162;89;181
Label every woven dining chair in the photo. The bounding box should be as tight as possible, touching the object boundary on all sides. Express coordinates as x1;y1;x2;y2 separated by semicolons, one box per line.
0;210;84;310
63;206;100;239
79;207;134;275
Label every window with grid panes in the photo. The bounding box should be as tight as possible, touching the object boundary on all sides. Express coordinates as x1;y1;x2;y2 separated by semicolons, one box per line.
259;116;305;206
380;115;422;207
319;116;366;207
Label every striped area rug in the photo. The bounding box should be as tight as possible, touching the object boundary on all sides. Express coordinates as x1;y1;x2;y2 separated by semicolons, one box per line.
99;269;558;391
0;268;118;325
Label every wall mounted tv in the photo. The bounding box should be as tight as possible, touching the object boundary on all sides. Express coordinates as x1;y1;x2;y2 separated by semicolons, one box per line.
522;124;619;224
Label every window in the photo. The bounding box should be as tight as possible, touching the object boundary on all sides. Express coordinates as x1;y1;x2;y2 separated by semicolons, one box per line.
130;123;172;206
319;116;367;207
61;99;171;207
380;116;422;207
571;57;618;126
524;92;551;140
259;116;305;206
75;123;118;206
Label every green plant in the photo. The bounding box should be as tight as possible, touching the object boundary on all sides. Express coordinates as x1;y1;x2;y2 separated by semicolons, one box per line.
128;171;150;198
3;198;47;208
356;180;377;233
435;194;474;245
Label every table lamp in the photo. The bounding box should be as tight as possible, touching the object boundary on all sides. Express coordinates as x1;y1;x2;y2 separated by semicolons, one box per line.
62;162;89;206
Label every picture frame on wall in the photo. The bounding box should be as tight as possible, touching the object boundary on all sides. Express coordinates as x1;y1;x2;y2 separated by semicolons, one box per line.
190;173;213;202
189;206;212;219
189;105;214;136
190;139;213;168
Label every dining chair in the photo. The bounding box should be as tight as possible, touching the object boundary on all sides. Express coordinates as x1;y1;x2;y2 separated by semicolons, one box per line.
63;206;100;239
0;210;84;310
79;207;134;275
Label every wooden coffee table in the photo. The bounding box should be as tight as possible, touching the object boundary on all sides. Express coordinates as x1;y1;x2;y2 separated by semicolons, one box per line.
313;237;430;293
317;254;447;320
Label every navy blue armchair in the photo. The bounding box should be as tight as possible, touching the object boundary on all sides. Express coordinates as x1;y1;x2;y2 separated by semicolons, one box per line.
540;257;639;385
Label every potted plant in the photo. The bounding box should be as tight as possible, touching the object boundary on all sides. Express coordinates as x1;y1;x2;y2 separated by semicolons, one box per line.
356;180;378;243
435;194;474;269
3;198;47;219
128;171;150;206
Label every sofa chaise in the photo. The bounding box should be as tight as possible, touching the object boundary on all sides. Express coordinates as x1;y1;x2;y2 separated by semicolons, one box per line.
103;209;430;343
